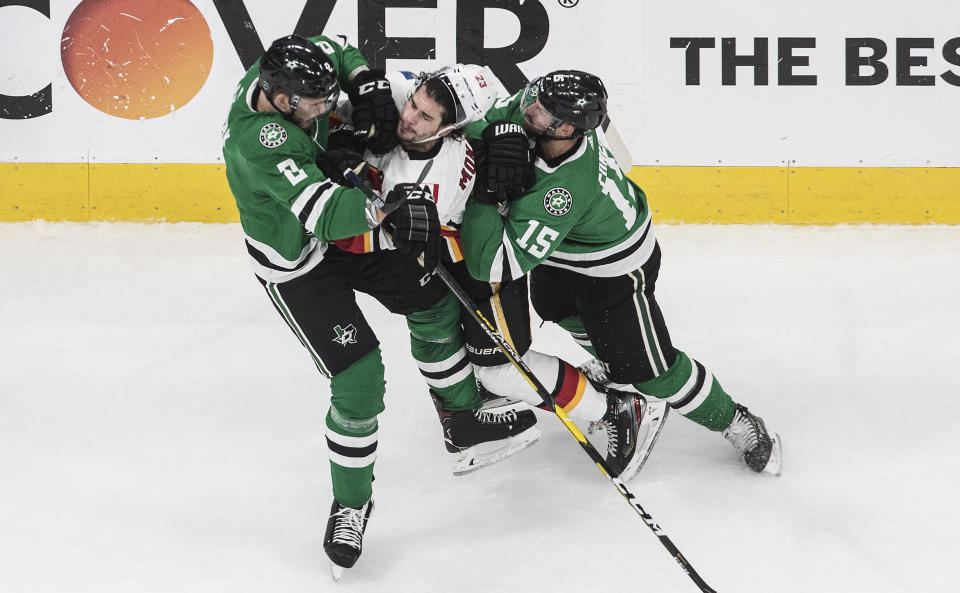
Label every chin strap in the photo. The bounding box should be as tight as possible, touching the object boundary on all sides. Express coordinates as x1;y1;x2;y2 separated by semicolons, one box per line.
405;123;457;144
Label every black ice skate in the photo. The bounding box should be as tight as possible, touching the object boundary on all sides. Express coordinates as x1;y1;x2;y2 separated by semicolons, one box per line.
595;389;670;481
436;395;541;475
323;498;374;582
722;404;782;476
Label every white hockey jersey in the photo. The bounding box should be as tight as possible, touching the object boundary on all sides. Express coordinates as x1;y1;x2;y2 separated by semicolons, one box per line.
333;70;502;262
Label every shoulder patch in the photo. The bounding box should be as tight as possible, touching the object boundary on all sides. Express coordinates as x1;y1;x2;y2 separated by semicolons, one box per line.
259;122;287;148
543;187;573;216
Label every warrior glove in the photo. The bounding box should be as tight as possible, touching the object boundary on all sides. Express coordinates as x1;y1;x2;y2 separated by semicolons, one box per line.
384;186;442;272
474;121;536;205
347;68;400;154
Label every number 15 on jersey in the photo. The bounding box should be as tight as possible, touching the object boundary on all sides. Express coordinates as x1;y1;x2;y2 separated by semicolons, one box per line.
516;220;559;258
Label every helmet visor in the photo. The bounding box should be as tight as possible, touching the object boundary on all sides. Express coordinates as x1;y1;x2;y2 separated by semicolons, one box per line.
291;82;340;115
520;77;566;136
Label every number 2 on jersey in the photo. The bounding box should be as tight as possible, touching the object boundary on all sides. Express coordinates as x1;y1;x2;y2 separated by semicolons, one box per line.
277;159;308;185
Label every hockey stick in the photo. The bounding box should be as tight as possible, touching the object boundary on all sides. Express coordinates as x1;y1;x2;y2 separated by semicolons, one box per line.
430;265;717;593
341;163;715;592
343;158;433;211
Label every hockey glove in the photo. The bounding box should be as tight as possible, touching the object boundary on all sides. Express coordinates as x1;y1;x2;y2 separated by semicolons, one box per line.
384;186;441;272
326;121;367;154
347;68;400;155
474;121;536;205
315;148;368;186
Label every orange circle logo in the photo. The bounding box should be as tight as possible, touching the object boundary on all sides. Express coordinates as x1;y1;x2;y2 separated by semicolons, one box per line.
60;0;213;119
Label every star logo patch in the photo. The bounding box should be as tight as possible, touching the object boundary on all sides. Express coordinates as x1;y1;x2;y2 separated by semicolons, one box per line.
259;122;287;148
543;187;573;216
331;324;358;346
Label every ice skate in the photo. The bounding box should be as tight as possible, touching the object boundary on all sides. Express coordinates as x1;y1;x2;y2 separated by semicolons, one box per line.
324;498;374;581
594;389;668;480
477;382;531;416
439;403;541;475
627;396;669;480
722;404;782;476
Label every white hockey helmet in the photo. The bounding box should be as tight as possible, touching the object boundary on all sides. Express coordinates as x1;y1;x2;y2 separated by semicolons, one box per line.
429;63;499;128
403;64;499;145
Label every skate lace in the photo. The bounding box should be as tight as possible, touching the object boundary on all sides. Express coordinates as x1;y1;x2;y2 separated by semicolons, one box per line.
330;506;366;549
723;409;759;455
473;408;518;424
591;419;618;457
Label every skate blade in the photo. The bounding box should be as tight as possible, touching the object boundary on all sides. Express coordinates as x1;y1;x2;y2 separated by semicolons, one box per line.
479;396;532;415
451;427;542;476
330;562;346;582
618;400;670;482
762;432;783;476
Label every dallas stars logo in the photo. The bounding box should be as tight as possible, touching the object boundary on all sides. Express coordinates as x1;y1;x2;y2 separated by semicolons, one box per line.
331;324;358;346
543;187;573;216
574;97;589;108
259;122;287;148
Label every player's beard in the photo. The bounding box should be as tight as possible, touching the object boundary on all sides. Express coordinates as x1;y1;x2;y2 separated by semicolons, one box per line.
399;123;440;146
291;112;317;130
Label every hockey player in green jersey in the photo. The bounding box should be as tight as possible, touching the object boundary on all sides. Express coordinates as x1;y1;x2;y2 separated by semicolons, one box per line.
461;70;783;476
221;35;538;580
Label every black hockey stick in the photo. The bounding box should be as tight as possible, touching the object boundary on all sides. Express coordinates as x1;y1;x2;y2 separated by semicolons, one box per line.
341;162;716;592
430;264;717;593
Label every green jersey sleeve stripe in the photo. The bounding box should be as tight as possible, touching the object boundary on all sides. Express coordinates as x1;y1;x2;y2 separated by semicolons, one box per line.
544;213;656;277
490;229;524;283
291;180;336;233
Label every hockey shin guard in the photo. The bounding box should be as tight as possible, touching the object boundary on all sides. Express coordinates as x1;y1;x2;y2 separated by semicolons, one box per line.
326;350;386;508
407;293;481;411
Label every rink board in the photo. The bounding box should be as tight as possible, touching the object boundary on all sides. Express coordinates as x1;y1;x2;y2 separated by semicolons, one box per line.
2;162;956;224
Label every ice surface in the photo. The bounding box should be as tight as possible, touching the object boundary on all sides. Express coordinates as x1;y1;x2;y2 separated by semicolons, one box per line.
1;222;957;592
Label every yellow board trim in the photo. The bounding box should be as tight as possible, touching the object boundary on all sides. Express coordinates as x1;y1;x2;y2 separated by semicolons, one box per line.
2;163;959;224
627;165;960;224
0;163;237;222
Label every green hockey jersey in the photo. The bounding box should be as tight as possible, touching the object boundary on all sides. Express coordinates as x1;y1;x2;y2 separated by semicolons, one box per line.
221;35;373;283
461;93;656;282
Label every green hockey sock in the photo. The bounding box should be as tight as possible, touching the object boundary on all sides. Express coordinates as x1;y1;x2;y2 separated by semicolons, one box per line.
325;407;377;509
407;293;480;411
557;316;599;358
634;350;736;432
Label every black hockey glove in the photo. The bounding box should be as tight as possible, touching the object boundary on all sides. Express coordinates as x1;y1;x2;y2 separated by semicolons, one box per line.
347;68;400;155
326;121;367;154
474;121;536;205
315;148;366;186
384;186;441;272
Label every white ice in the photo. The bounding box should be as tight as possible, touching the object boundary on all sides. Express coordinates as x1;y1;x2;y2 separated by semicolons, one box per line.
1;222;958;593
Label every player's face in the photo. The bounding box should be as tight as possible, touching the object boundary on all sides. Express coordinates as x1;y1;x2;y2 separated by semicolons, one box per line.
522;99;568;138
398;87;445;143
282;94;334;130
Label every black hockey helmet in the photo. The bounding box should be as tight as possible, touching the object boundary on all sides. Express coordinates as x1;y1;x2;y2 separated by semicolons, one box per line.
259;35;340;111
520;70;608;137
